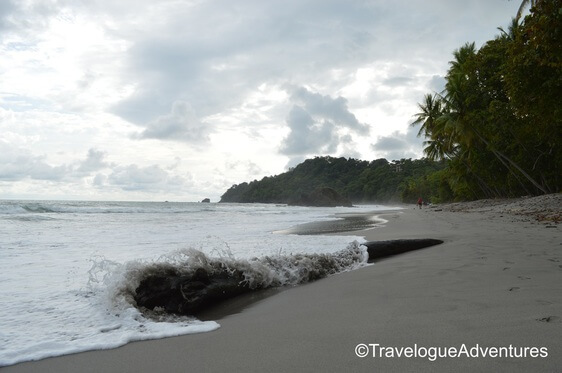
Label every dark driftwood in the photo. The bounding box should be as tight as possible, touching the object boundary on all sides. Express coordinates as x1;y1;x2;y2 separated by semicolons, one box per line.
134;267;252;316
363;238;444;262
134;239;444;316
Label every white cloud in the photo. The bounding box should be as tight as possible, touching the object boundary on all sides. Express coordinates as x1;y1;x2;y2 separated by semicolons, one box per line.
77;148;109;173
0;143;194;199
371;126;424;161
0;142;69;181
280;86;370;160
134;100;211;143
0;0;522;199
107;164;186;192
282;105;337;155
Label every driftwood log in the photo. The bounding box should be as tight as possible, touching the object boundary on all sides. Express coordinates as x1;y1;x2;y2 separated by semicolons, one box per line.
134;267;252;316
134;238;443;316
363;238;444;262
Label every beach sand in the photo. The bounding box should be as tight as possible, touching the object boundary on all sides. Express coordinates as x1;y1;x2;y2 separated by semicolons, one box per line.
5;195;561;372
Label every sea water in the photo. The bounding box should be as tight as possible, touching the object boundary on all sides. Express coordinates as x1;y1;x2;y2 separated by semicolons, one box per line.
0;200;397;366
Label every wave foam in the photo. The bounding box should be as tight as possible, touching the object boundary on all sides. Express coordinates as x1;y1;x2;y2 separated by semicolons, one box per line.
103;241;369;316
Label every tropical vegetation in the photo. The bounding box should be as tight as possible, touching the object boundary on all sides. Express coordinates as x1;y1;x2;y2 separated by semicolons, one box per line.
220;156;448;204
411;0;560;200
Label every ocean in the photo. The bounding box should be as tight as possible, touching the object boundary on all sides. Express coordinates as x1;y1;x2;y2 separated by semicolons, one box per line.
0;200;398;366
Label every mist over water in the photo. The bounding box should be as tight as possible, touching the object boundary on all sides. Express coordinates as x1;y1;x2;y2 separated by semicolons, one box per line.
0;200;397;366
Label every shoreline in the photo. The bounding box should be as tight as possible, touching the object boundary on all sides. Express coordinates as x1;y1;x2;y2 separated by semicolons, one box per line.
275;207;398;235
4;195;561;372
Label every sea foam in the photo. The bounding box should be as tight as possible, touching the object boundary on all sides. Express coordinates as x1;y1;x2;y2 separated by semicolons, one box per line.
0;200;394;366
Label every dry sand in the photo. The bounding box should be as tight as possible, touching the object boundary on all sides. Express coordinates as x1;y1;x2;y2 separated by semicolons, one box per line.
4;194;561;372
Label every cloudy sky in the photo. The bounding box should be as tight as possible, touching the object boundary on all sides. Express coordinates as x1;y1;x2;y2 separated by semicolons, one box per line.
1;0;521;201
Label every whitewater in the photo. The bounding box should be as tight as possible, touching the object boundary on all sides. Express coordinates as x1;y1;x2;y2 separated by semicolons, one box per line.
0;200;397;366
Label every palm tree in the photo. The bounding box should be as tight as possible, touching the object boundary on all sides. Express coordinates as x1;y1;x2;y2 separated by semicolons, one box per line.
449;42;477;75
417;40;549;195
441;43;548;194
411;93;462;162
411;93;443;138
421;139;441;160
497;18;521;40
515;0;538;22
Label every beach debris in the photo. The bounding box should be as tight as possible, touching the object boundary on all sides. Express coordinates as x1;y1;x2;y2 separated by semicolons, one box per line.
135;266;252;316
134;239;444;316
537;316;561;323
133;243;368;316
437;194;561;225
362;238;444;262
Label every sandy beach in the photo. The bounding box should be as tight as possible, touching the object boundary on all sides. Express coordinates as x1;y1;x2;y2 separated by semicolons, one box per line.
4;195;561;372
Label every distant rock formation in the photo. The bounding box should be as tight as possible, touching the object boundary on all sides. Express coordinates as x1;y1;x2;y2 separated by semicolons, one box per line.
201;198;211;203
288;187;352;207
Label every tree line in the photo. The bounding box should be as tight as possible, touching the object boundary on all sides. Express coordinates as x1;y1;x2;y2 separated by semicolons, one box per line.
411;0;560;200
220;156;448;204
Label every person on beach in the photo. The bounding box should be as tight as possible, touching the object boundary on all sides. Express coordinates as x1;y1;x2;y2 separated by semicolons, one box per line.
417;197;423;209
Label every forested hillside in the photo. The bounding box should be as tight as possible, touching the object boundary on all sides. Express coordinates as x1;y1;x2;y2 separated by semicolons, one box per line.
220;156;447;204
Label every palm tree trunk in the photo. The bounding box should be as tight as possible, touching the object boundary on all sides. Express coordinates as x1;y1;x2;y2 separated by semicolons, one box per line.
516;0;536;22
492;149;534;195
459;158;498;198
493;149;547;194
471;126;548;194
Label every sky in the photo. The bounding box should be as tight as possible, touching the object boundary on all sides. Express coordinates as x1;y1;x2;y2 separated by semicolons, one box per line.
0;0;522;201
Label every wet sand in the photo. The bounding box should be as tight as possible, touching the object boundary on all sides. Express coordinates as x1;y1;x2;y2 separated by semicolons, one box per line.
4;195;561;372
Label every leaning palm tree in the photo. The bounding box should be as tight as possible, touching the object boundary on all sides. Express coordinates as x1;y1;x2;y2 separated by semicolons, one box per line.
515;0;537;22
441;47;548;194
497;17;521;40
501;1;540;40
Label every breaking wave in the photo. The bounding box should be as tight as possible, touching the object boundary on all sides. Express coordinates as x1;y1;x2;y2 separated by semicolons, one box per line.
0;200;233;215
93;241;369;317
